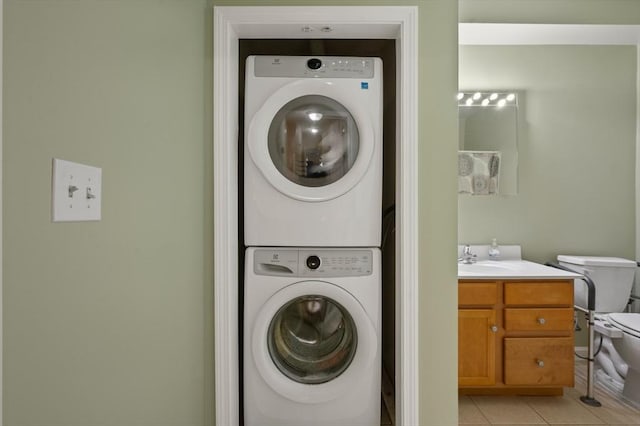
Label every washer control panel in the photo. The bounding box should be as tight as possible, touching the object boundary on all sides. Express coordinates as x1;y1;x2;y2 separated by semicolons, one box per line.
253;56;376;79
254;248;373;277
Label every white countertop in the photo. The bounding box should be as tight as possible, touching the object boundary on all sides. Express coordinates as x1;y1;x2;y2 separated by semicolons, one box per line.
458;259;583;280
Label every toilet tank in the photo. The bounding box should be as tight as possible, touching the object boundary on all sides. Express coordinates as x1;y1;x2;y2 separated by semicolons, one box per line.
557;255;637;313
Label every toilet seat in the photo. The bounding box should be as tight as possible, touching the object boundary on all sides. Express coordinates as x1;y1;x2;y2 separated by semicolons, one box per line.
608;313;640;339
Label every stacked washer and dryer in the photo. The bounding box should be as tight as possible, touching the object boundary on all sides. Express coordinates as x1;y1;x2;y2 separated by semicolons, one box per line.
243;55;384;426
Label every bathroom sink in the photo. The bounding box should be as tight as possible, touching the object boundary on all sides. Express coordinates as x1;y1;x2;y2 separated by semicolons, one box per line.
457;259;582;279
458;260;519;274
456;245;582;279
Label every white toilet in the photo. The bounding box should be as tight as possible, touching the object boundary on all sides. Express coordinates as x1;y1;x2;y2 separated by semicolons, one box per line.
558;255;639;406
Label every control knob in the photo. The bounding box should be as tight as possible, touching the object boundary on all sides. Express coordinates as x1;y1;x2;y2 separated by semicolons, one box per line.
306;255;321;270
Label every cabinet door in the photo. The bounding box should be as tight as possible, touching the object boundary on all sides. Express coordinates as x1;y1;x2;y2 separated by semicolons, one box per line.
459;309;497;386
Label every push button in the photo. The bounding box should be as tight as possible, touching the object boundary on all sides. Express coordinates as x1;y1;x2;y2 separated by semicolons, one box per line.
306;255;321;270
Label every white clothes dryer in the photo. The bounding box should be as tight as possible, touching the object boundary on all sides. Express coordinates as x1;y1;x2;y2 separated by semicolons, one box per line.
244;55;383;247
243;247;381;426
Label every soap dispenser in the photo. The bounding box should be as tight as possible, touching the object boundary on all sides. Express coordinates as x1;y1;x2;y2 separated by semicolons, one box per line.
489;238;500;259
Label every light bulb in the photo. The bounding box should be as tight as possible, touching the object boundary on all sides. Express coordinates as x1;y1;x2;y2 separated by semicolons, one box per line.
506;93;516;102
489;93;498;100
465;98;474;106
497;99;507;108
481;98;490;106
472;92;481;100
457;92;464;100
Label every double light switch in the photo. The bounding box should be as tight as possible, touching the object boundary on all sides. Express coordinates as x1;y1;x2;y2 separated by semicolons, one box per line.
51;158;102;222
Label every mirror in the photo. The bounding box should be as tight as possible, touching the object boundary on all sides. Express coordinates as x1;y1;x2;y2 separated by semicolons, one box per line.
458;91;519;195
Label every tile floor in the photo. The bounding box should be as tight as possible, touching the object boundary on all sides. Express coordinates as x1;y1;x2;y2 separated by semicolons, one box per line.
459;361;640;425
379;361;640;425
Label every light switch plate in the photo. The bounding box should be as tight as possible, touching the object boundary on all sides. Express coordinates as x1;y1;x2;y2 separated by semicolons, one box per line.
52;158;102;222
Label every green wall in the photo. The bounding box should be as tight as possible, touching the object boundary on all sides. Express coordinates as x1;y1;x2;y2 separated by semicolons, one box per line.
4;0;640;425
459;45;637;264
4;0;459;425
5;0;640;425
4;1;212;425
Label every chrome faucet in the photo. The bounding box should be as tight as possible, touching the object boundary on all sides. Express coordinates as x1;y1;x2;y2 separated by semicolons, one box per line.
458;245;477;264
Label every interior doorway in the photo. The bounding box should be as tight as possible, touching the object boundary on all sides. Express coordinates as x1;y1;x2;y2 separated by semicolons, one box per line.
213;6;419;426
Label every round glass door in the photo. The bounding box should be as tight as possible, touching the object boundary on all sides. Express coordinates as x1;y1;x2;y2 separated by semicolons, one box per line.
267;95;360;187
267;294;358;384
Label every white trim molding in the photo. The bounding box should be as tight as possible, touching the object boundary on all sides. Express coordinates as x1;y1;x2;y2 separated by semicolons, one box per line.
395;8;419;426
1;0;4;422
460;23;640;45
213;7;240;424
636;44;640;303
213;6;419;426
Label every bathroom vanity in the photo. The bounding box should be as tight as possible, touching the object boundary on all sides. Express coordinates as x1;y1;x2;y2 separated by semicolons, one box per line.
458;250;581;395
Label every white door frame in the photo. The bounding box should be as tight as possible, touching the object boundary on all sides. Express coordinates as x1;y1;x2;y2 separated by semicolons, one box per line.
213;6;419;426
1;0;5;422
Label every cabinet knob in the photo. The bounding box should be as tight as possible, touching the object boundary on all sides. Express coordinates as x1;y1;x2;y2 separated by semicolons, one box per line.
536;359;545;368
490;325;498;333
537;317;546;325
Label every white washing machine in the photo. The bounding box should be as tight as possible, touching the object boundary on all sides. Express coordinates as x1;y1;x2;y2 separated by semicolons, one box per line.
244;247;381;426
244;55;383;247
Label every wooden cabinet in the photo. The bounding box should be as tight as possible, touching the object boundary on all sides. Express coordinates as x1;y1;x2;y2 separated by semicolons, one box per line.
459;279;574;395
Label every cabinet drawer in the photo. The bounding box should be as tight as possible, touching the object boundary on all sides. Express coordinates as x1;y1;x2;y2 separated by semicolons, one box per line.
504;308;574;332
504;282;573;306
459;282;498;306
504;337;574;386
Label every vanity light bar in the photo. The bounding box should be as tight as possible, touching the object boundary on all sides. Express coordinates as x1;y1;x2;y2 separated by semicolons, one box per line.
457;91;518;107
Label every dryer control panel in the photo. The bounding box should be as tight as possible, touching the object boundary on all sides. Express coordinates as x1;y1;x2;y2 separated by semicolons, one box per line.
254;248;373;277
253;56;376;79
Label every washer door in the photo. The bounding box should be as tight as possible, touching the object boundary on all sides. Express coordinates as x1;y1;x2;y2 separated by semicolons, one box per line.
247;79;375;202
251;280;377;403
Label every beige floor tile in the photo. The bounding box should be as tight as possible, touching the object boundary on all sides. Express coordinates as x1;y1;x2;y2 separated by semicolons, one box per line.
458;362;640;425
471;396;547;424
524;395;605;424
459;395;490;425
587;410;640;425
574;359;640;419
563;386;640;425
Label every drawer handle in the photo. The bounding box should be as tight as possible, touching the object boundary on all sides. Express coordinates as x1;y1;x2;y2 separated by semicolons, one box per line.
537;317;546;325
536;359;545;368
490;325;498;333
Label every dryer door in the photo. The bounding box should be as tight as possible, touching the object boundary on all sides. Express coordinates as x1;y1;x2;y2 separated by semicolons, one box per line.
247;80;376;202
251;280;377;403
